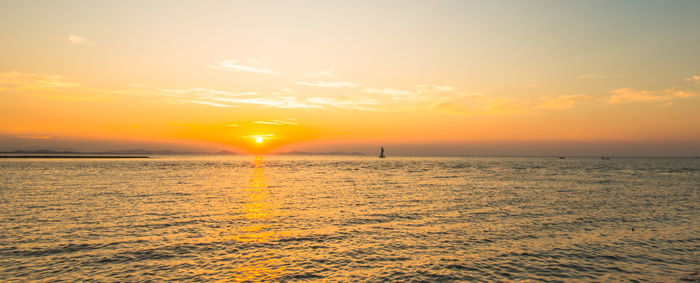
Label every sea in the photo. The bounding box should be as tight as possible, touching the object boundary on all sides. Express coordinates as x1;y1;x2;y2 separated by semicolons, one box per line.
0;155;698;281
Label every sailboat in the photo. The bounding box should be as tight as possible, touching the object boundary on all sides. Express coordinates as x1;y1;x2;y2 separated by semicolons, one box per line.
379;147;385;158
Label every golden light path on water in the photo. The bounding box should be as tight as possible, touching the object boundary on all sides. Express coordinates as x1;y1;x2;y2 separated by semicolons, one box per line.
227;156;284;281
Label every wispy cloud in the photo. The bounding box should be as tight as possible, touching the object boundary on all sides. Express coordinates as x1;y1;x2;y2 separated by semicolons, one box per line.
202;96;321;109
306;96;379;111
159;87;256;97
607;88;694;104
254;120;298;125
416;84;454;92
685;75;700;84
0;71;80;91
185;100;234;108
296;80;360;88
153;86;320;109
361;84;456;101
538;95;590;110
210;59;279;75
363;88;412;97
68;34;94;46
157;85;382;111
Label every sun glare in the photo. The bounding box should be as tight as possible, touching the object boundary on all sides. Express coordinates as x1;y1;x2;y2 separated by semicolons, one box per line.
255;136;263;143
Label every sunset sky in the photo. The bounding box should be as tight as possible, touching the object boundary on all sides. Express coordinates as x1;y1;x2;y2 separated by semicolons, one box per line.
1;0;699;155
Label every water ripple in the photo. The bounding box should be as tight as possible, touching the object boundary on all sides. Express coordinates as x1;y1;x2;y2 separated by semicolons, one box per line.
0;156;698;281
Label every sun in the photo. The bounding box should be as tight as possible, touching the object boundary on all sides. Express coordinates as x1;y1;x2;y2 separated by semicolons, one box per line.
255;136;264;143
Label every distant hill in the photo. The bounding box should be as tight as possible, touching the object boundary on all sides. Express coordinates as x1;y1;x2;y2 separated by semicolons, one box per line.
0;149;238;155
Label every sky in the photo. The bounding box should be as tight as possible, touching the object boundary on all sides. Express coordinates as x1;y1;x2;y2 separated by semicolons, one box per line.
1;0;699;155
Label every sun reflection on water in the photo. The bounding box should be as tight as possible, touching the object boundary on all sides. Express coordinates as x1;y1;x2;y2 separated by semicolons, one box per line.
235;156;276;241
227;156;285;281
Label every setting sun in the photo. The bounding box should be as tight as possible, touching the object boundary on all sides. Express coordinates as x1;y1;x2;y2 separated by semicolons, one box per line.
255;137;263;144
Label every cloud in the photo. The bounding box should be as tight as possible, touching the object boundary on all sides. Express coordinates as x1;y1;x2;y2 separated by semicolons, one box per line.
607;88;694;104
0;71;80;91
0;71;124;102
363;88;412;97
163;84;380;110
185;100;234;108
319;69;334;77
306;96;379;111
254;120;298;125
296;80;359;88
157;86;325;109
210;59;278;75
538;95;591;110
416;84;454;92
685;75;700;84
68;35;94;46
159;87;256;97
199;95;322;109
360;85;456;104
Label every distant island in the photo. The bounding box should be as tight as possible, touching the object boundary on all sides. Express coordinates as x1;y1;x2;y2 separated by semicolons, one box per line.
0;155;149;159
0;149;238;155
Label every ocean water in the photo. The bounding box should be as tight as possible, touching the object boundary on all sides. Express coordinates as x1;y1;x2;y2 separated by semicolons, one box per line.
0;155;698;281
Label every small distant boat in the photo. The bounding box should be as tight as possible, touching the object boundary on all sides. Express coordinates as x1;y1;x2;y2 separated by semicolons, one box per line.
379;147;385;158
558;156;565;159
601;156;610;160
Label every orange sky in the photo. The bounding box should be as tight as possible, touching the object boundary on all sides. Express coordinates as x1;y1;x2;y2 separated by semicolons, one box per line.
1;1;699;155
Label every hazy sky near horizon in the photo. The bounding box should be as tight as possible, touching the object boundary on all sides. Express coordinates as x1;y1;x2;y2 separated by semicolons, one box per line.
1;0;699;154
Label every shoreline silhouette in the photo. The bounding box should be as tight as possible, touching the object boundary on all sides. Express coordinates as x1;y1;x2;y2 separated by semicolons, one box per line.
0;155;149;158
